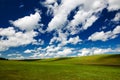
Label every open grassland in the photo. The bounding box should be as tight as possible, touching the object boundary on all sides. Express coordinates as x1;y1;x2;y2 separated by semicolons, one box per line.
0;54;120;80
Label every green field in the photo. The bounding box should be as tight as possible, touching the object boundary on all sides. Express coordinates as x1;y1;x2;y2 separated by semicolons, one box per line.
0;54;120;80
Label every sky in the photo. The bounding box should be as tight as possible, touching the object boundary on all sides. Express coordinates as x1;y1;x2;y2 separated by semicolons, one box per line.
0;0;120;59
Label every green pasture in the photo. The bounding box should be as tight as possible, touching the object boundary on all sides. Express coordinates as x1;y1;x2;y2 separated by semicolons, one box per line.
0;54;120;80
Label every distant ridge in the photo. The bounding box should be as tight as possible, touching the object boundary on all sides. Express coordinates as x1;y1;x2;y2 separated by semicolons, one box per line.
38;54;120;66
1;54;120;66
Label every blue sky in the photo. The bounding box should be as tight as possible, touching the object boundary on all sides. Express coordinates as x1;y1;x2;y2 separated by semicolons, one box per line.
0;0;120;59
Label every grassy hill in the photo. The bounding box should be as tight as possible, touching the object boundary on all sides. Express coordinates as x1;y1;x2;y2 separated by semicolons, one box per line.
40;54;120;65
0;54;120;80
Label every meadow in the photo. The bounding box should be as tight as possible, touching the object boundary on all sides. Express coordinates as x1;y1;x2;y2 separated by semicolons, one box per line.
0;54;120;80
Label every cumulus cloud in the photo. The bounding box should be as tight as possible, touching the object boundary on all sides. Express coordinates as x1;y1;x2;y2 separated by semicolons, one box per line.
67;0;107;34
44;0;57;4
67;36;82;44
82;15;98;30
7;53;21;57
24;49;32;53
113;26;120;34
43;0;120;52
32;39;44;45
0;27;38;51
7;53;24;60
56;48;73;57
107;0;120;11
44;0;108;34
88;25;120;41
1;0;120;59
0;10;45;51
42;0;120;36
49;30;68;46
49;30;82;46
78;47;120;56
88;31;112;41
28;45;74;58
25;45;120;59
0;27;15;36
46;0;85;31
112;12;120;22
10;12;41;31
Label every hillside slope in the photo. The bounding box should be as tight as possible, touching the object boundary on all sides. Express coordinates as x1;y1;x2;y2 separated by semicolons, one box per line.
0;54;120;80
39;54;120;65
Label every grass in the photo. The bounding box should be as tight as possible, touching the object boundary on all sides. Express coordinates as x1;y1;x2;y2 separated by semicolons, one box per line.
0;54;120;80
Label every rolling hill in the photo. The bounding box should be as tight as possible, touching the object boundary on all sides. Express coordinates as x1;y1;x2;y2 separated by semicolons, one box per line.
40;54;120;66
0;54;120;80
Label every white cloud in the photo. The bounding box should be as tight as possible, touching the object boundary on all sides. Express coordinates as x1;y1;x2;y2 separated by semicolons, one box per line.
107;0;120;11
78;47;120;56
46;0;85;31
15;56;24;60
24;49;32;53
5;46;120;59
49;30;68;46
82;15;98;30
0;27;38;51
57;48;73;57
46;45;61;52
0;27;15;36
1;0;120;59
92;0;107;11
44;0;57;4
10;12;41;31
88;31;111;41
66;0;107;35
67;10;91;31
33;39;44;45
0;46;8;52
78;48;91;56
49;36;59;45
67;36;82;44
43;0;58;16
88;25;120;41
42;0;109;38
7;53;21;57
29;45;75;58
0;10;45;51
25;45;120;59
29;53;45;59
113;26;120;34
8;53;24;60
43;0;120;34
47;14;67;31
112;12;120;22
49;30;82;46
